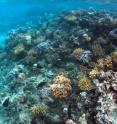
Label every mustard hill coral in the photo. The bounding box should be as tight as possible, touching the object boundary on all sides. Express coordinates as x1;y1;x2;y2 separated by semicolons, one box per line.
50;75;72;99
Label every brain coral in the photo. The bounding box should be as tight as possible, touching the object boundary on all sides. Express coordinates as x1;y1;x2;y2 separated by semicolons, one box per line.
50;75;72;99
78;76;94;91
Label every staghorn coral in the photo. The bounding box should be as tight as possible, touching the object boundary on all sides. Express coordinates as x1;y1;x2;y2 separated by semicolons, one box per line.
30;103;47;118
50;75;72;99
78;76;94;91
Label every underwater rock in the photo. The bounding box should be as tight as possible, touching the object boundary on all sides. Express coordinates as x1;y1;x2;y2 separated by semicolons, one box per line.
109;28;117;46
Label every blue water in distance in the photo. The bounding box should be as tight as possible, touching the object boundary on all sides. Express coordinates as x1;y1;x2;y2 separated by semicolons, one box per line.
0;0;117;47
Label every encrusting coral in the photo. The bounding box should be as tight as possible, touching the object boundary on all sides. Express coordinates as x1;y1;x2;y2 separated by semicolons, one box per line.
50;75;72;99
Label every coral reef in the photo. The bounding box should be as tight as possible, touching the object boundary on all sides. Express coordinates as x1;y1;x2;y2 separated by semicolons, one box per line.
0;9;117;124
95;70;117;124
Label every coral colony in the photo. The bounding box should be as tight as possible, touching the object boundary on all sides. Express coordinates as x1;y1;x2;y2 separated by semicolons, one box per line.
0;9;117;124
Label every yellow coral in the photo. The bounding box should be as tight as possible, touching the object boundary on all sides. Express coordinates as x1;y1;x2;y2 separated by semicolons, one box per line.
30;103;47;118
89;69;99;79
72;48;84;60
50;75;72;99
14;43;25;55
78;76;94;91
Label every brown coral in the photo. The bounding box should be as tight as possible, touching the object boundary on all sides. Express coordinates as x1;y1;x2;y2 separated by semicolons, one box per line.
78;76;94;91
72;48;84;60
30;103;47;118
50;75;72;99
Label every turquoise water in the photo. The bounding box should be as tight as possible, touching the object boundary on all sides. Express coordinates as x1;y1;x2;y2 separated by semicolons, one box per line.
0;1;117;124
0;0;117;47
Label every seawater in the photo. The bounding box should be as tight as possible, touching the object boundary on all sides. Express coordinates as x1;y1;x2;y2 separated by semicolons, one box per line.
0;0;117;124
0;0;116;47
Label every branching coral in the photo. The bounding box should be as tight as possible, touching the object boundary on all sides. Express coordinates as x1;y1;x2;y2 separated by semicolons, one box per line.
96;70;117;124
78;76;94;91
50;75;72;99
30;103;47;118
96;56;112;71
91;43;105;57
72;48;84;60
89;69;99;79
